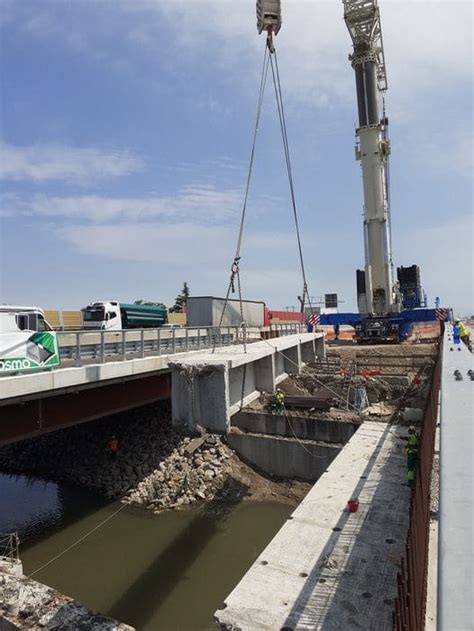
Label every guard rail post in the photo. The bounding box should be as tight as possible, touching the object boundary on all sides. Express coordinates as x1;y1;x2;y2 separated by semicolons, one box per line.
100;331;105;363
75;332;81;366
185;328;189;351
140;329;145;358
198;328;201;350
157;328;161;355
122;330;126;360
172;328;176;353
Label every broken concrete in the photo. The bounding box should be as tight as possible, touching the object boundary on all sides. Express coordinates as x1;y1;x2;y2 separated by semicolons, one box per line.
233;410;358;443
0;562;134;630
170;333;325;433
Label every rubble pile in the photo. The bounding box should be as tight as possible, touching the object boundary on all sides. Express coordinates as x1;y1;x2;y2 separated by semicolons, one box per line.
0;566;133;630
123;434;232;512
0;404;231;510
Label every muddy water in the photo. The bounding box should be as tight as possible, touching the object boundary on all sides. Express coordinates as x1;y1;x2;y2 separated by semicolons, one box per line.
1;473;292;630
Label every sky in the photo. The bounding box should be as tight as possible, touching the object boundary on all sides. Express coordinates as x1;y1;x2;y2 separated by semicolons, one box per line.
0;0;472;315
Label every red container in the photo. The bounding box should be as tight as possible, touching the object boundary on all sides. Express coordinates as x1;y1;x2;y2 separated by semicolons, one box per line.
347;499;359;513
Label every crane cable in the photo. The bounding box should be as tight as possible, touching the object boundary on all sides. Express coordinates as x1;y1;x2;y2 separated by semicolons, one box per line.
212;43;271;354
269;48;316;318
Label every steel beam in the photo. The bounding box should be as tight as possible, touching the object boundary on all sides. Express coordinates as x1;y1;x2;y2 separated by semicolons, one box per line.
0;372;170;446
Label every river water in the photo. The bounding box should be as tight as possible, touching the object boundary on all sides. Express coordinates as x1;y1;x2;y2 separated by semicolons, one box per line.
0;472;292;630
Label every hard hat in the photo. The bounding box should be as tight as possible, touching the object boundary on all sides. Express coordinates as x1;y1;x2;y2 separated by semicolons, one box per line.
408;425;416;432
455;318;461;323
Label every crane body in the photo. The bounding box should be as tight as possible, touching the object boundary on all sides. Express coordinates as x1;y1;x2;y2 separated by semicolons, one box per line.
317;0;448;341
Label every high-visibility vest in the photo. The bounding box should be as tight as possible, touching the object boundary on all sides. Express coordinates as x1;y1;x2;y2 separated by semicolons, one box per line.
458;322;469;337
406;434;418;454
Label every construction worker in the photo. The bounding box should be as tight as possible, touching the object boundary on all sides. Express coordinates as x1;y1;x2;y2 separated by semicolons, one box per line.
273;388;285;415
109;435;120;458
404;426;419;488
333;324;340;341
455;319;471;349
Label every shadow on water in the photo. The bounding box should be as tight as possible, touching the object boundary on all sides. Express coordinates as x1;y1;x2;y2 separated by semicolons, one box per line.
107;477;249;629
0;402;177;546
0;471;112;549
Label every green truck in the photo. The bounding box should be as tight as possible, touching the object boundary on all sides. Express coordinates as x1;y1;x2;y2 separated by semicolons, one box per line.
82;301;168;330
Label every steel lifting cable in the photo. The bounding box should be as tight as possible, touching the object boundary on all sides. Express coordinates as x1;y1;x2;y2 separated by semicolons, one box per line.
27;502;128;578
212;45;271;354
269;49;316;318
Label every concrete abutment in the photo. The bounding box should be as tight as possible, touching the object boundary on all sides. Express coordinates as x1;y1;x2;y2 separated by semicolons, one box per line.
170;333;325;434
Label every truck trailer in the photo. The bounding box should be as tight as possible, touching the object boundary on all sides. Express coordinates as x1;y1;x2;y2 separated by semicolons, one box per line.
82;301;167;331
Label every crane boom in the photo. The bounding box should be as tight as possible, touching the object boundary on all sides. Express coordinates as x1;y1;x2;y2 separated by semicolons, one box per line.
343;0;396;319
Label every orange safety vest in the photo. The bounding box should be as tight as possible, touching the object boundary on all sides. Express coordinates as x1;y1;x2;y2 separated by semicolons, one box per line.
109;438;119;452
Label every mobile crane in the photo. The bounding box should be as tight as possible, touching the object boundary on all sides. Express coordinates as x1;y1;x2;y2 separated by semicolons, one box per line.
319;0;447;341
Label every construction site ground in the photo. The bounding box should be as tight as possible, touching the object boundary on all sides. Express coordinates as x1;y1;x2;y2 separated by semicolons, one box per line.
246;339;437;428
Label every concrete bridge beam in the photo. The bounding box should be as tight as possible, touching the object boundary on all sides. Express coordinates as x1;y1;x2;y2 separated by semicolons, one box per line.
170;333;325;434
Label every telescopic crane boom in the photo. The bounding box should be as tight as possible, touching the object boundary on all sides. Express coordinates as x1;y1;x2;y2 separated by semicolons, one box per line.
318;0;445;341
343;0;396;320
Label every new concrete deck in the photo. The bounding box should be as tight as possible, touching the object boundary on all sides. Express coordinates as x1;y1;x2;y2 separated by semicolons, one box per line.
215;420;411;630
438;328;473;631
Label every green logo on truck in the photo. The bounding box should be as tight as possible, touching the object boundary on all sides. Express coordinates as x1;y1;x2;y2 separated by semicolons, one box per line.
0;332;60;373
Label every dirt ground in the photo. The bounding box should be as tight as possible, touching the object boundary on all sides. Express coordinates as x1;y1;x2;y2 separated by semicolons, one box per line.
245;338;437;428
223;450;311;506
320;321;442;342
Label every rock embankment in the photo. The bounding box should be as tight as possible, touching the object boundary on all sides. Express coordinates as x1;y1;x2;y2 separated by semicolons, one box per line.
0;402;308;511
123;433;233;512
0;403;233;510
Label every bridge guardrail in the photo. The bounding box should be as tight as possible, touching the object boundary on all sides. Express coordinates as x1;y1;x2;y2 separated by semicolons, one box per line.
57;324;302;366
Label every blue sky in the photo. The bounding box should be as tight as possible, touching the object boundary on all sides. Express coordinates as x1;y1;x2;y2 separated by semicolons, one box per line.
0;0;472;315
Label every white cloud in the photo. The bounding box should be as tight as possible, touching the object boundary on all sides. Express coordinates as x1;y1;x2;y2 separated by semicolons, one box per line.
1;185;246;223
130;0;472;110
56;221;234;265
6;1;471;112
0;143;144;182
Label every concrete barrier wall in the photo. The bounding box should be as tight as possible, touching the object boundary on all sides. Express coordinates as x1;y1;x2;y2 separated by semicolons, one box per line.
233;411;358;444
228;431;341;481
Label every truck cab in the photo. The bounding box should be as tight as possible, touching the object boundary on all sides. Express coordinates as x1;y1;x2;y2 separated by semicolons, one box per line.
82;302;122;331
0;306;60;374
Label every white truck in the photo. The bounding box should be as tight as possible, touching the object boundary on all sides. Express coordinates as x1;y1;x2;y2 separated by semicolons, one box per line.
0;306;60;374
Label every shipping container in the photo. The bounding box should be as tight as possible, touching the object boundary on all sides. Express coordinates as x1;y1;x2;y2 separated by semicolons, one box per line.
186;297;265;328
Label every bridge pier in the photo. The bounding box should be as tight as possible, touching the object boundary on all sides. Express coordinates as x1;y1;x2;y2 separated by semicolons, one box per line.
170;333;325;434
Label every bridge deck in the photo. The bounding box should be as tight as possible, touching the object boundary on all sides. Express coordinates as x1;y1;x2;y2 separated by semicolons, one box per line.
438;328;473;630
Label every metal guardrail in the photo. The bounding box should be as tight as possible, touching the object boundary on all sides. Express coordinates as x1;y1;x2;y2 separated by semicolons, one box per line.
57;324;303;366
0;532;19;565
393;341;441;630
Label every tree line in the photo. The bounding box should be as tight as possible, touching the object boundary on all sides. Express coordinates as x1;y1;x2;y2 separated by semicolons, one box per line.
134;281;189;313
